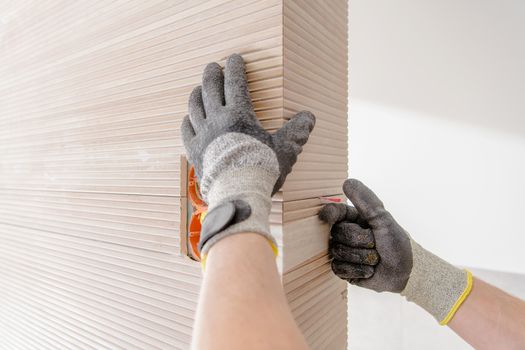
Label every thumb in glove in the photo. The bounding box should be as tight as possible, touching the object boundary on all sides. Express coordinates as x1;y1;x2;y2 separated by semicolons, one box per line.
319;179;473;325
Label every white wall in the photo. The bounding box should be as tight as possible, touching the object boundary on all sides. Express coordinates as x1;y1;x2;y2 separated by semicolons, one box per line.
348;0;525;274
347;1;525;349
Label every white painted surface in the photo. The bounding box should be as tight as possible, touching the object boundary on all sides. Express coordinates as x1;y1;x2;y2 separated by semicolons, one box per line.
348;101;525;274
348;0;525;275
347;0;525;349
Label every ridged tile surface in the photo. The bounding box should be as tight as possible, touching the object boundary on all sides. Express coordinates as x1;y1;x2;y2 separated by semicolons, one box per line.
0;1;347;349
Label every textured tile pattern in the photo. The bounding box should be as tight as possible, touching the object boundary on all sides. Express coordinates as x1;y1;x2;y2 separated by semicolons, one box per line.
0;1;348;348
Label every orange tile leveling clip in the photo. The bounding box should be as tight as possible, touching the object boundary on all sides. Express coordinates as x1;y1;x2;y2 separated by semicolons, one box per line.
188;166;207;262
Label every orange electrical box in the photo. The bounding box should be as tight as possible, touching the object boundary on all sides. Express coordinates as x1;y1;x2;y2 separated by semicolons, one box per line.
187;166;207;261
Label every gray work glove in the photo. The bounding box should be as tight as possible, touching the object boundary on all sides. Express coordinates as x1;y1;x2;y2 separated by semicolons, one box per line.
181;53;315;258
319;179;473;325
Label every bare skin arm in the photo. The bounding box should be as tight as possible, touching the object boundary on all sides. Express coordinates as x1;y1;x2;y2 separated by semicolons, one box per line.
449;277;525;350
191;233;309;350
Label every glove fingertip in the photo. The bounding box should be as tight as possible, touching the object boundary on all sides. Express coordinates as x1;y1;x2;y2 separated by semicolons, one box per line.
204;62;222;75
288;111;315;141
318;203;340;223
181;114;196;142
294;110;316;131
342;178;362;194
188;86;203;110
226;53;244;67
275;110;315;139
319;202;349;224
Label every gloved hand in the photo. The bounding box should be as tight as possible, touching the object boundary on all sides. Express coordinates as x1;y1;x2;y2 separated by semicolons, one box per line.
181;53;315;258
319;179;473;325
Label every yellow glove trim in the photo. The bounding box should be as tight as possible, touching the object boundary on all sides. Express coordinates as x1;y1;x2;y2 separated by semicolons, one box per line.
439;270;473;326
269;240;279;257
200;237;278;271
200;253;208;271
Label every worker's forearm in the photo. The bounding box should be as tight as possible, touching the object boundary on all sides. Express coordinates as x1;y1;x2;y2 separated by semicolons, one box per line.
448;277;525;350
192;233;309;350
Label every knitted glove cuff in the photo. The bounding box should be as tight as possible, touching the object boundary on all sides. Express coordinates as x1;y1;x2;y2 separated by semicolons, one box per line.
401;240;473;325
199;167;278;257
197;132;280;256
199;132;279;202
